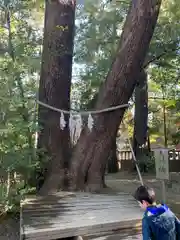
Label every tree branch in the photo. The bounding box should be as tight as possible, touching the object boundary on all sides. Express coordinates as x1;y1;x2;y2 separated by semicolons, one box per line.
144;45;180;68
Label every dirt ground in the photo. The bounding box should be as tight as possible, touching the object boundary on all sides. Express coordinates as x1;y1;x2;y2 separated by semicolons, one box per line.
0;215;19;240
1;171;180;239
106;171;180;217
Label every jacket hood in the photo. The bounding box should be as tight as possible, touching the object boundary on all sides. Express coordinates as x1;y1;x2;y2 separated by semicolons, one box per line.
146;204;169;216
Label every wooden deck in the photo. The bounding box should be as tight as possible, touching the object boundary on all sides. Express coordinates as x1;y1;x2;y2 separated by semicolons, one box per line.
20;192;143;240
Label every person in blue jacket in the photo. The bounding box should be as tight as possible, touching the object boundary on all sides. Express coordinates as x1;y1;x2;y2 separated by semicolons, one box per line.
134;185;180;239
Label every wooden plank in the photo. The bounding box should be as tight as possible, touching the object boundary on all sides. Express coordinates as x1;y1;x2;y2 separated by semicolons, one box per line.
21;192;142;240
25;219;142;240
23;209;141;227
22;196;134;206
21;192;130;201
22;196;134;204
23;202;136;211
22;202;136;212
22;205;140;220
22;200;137;211
22;206;138;216
22;199;135;210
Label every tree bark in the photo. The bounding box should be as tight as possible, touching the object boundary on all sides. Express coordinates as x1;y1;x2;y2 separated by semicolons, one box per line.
133;70;148;153
69;0;162;192
107;138;119;173
38;0;75;195
133;70;149;172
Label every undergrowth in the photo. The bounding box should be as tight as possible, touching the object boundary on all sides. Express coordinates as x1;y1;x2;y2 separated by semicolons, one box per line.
0;183;36;217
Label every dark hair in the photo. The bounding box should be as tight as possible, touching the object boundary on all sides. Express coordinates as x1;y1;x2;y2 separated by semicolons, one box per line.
134;185;155;204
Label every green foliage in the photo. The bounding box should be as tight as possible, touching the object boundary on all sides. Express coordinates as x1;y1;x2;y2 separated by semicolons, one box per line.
73;0;128;108
0;0;43;210
137;150;155;173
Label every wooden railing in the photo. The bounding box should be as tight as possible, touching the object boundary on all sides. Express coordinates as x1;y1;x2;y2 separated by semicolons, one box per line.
118;150;132;161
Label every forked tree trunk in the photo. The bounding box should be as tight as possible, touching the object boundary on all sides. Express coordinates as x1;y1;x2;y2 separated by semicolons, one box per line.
69;0;161;192
38;0;75;195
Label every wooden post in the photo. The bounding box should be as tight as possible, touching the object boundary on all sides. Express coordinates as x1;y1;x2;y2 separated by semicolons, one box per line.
162;180;166;203
154;149;169;203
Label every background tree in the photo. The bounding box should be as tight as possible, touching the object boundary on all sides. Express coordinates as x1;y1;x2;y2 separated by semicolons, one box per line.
0;1;43;205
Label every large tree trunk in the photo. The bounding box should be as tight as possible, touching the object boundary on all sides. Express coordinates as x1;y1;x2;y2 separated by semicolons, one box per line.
69;0;161;192
38;0;75;195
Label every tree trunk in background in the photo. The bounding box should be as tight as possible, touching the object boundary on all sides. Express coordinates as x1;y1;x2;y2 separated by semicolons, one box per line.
133;70;149;172
133;70;148;153
38;0;75;195
107;138;119;173
69;0;162;192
